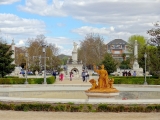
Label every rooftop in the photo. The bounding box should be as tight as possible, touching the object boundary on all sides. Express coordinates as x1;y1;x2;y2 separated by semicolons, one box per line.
107;39;127;45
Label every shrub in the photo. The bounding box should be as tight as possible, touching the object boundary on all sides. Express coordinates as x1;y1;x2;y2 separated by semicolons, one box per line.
97;104;108;112
0;102;160;112
113;76;160;85
0;76;55;84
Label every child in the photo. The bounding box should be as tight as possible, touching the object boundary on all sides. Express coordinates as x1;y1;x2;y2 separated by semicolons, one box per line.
70;71;73;81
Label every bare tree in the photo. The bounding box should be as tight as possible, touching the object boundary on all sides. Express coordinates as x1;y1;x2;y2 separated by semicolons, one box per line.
147;22;160;46
26;34;60;72
78;33;107;67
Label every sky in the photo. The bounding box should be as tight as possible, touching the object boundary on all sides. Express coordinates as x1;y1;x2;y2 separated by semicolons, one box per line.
0;0;160;55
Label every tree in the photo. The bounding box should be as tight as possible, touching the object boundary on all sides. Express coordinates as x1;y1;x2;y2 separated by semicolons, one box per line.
0;41;15;77
101;53;117;74
147;22;160;77
15;47;25;66
147;21;160;46
119;59;131;69
127;35;147;68
26;34;60;72
78;33;107;67
128;35;146;52
122;53;126;61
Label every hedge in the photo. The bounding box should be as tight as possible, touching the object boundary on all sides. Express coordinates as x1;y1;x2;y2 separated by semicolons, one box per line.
112;76;160;85
0;102;160;112
0;76;55;84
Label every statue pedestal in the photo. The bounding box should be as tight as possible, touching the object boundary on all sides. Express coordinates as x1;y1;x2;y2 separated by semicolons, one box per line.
85;92;119;102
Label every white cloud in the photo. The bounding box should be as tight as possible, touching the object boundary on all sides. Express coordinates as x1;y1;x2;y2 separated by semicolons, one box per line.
1;0;160;54
72;26;111;36
17;0;160;42
46;36;73;45
46;36;74;55
16;40;25;46
18;0;65;16
60;49;72;56
110;27;114;31
0;13;46;39
0;0;20;5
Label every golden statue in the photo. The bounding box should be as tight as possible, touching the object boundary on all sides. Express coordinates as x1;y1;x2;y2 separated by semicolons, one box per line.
86;64;119;93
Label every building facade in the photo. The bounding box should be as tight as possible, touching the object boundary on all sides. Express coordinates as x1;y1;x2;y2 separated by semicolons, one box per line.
107;39;130;61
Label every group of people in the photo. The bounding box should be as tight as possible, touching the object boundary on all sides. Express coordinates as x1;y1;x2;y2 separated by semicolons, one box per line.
122;70;136;76
52;70;90;82
81;70;89;82
122;71;131;76
52;71;64;81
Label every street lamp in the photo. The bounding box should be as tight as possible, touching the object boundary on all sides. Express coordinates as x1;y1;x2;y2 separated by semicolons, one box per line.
42;45;47;84
144;52;148;85
24;52;28;84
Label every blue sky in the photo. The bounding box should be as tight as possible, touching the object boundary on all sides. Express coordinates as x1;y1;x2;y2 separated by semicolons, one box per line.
0;0;160;55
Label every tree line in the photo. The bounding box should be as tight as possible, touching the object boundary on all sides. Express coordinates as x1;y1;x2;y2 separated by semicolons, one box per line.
0;22;160;78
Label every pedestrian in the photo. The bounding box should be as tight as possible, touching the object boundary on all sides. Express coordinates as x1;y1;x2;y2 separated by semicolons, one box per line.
133;71;136;76
125;71;128;76
82;70;86;82
59;72;64;81
128;71;131;76
122;70;125;76
70;71;73;81
52;70;56;80
85;71;89;82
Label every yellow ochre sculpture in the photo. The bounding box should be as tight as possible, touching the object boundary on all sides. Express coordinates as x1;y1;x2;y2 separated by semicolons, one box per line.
86;65;119;93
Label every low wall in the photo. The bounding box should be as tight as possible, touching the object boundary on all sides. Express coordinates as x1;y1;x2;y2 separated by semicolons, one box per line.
0;90;160;100
0;84;160;100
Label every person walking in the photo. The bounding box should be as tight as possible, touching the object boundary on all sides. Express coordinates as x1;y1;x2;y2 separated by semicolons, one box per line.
85;71;89;82
69;71;73;81
59;72;64;81
52;70;56;80
82;70;86;82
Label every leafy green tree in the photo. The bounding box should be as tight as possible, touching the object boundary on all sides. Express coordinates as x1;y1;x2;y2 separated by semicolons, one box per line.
121;53;126;61
127;35;147;68
0;41;15;78
147;22;160;77
128;35;146;52
101;53;117;74
119;59;131;69
138;43;160;77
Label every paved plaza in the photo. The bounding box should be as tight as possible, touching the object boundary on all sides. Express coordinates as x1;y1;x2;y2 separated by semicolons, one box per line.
0;76;160;120
0;111;160;120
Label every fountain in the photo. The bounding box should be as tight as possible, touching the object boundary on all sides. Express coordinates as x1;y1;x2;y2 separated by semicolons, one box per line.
85;64;119;102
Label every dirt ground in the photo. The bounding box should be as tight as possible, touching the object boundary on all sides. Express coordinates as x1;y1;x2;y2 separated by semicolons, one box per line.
0;111;160;120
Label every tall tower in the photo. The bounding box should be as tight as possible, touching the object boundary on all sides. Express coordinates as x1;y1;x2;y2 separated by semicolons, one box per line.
133;40;139;69
11;39;15;64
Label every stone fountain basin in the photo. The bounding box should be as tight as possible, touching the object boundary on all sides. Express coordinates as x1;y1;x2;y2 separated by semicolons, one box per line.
0;84;160;99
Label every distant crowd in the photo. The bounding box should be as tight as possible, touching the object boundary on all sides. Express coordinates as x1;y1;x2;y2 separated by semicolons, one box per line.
122;71;136;76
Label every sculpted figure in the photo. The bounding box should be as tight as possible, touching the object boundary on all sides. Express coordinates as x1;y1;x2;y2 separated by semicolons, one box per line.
86;64;119;93
93;64;109;89
108;78;114;88
73;42;78;51
89;79;98;90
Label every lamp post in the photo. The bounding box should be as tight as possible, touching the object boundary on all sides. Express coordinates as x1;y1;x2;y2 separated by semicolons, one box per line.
24;52;28;84
42;45;47;84
144;52;147;85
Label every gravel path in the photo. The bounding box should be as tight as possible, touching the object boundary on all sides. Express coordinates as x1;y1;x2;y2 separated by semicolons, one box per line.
0;111;160;120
